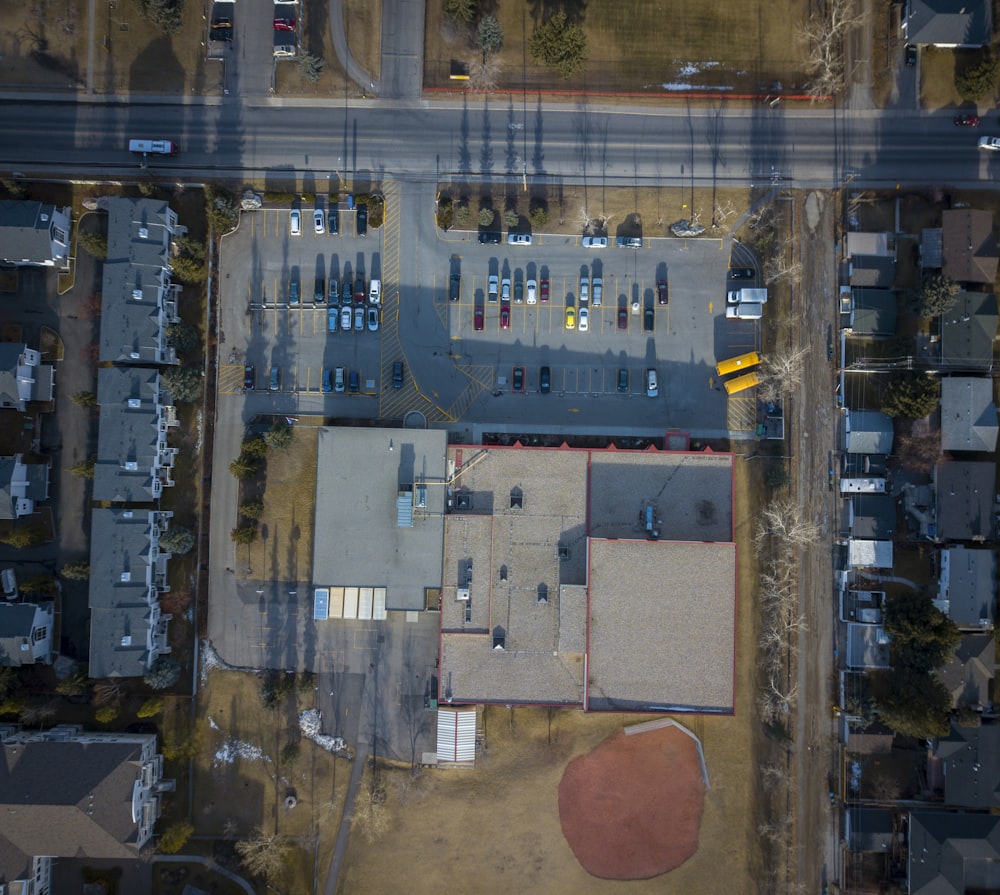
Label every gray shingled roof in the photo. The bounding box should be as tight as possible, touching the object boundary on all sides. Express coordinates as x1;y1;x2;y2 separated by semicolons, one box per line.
849;255;895;288
0;739;147;867
941;377;998;453
850;289;898;336
843;410;894;454
0;344;24;409
99;198;180;366
88;508;170;678
938;545;996;626
940;292;998;370
93;367;174;503
935;723;1000;808
0;200;70;266
935;462;996;542
943;209;999;284
904;0;992;46
939;634;994;712
908;810;1000;894
850;495;896;539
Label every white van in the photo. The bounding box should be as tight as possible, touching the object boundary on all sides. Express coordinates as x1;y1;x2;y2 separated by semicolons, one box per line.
128;139;176;155
1;569;16;600
368;279;381;304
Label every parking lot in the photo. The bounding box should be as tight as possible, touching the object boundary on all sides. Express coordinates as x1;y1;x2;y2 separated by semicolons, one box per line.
219;195;763;436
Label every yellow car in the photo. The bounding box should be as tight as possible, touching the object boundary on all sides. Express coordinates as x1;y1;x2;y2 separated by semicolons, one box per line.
565;306;576;330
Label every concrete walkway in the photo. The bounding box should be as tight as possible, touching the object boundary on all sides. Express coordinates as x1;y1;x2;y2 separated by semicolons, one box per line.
328;0;380;95
322;745;369;895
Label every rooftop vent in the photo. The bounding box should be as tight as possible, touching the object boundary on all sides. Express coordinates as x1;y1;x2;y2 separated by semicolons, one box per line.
138;226;149;239
120;572;131;582
492;626;506;650
455;489;471;510
537;584;548;604
123;510;133;518
127;397;142;409
40;213;49;223
499;565;508;582
132;289;143;301
129;351;141;359
510;488;523;510
558;545;570;562
121;635;132;646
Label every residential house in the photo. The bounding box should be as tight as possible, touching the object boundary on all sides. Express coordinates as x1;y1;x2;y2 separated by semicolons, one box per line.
933;723;1000;808
845;622;891;669
0;454;50;520
847;539;893;569
99;197;183;366
846;232;895;260
839;588;885;624
88;508;173;679
934;462;996;542
848;255;895;288
842;409;894;455
847;495;896;540
902;0;992;47
0;724;171;894
0;343;54;411
93;367;178;503
845;807;896;852
942;209;999;283
0;600;54;667
0;200;71;267
940;377;999;453
845;289;898;337
939;292;998;371
939;634;994;711
935;545;996;628
908;810;1000;893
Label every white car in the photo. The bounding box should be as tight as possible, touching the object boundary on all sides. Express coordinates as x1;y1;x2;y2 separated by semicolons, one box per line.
578;307;589;332
507;233;533;246
979;136;1000;151
579;277;589;303
501;278;511;302
368;279;381;304
646;368;658;397
581;235;608;248
314;209;325;233
526;279;537;304
488;275;499;302
289;209;301;236
592;277;602;306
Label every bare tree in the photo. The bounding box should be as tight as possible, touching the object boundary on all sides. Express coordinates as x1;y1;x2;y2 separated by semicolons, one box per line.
798;0;866;101
757;345;810;403
351;790;389;843
466;57;502;92
234;829;290;885
762;238;803;287
755;498;820;548
761;763;790;792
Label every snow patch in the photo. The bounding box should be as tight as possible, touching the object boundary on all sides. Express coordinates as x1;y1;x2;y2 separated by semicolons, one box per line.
213;737;272;768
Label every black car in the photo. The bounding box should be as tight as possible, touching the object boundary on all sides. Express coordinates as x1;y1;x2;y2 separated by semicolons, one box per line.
449;273;461;302
539;365;551;394
905;44;917;67
314;278;325;303
617;368;629;393
392;361;404;388
727;267;755;280
356;205;368;237
243;365;255;390
643;307;654;332
478;231;500;245
328;206;339;234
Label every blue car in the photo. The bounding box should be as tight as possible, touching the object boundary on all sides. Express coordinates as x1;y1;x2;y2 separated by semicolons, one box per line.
328;305;339;333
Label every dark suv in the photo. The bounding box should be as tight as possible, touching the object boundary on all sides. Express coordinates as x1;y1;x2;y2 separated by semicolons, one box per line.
478;231;500;245
356;205;368;237
449;274;461;302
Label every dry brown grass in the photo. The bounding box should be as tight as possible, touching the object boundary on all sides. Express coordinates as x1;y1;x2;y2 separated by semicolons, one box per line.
425;0;809;95
920;45;993;111
0;0;87;88
193;669;350;893
241;428;318;583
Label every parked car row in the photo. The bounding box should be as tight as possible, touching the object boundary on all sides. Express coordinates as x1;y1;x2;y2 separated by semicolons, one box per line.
246;363;397;394
479;232;647;248
478;268;668;307
327;303;380;333
289;204;358;237
505;365;658;396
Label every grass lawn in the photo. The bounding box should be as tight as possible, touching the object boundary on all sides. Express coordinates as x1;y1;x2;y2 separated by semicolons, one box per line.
0;0;88;88
920;46;993;111
193;669;349;893
239;428;318;583
425;1;809;96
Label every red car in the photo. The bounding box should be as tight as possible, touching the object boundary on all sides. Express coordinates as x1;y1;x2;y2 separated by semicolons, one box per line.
474;306;484;331
955;114;981;126
500;306;510;329
540;279;549;302
657;280;669;305
274;17;296;30
617;307;628;330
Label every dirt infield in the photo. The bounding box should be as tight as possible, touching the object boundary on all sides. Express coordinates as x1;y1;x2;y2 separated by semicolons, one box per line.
558;725;706;880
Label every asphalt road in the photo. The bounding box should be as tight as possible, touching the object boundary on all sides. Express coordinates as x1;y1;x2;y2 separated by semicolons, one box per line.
0;97;997;189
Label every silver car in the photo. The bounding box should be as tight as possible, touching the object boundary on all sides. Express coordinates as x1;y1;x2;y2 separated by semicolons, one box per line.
340;305;352;330
353;306;365;331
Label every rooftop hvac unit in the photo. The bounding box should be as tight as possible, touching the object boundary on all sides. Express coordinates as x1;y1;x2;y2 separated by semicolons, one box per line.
132;289;143;301
129;351;141;359
120;572;131;582
414;484;427;508
127;397;142;408
121;635;132;646
456;587;470;602
124;461;138;471
123;510;133;518
138;226;148;239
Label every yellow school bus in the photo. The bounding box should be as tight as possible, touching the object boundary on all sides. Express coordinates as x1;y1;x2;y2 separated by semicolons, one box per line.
723;371;760;395
715;351;761;377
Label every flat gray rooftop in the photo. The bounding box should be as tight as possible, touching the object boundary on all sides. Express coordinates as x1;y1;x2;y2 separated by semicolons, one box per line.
587;539;736;713
312;427;447;611
589;450;733;542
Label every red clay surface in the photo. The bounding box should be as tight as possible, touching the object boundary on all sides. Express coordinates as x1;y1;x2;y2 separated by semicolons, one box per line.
558;725;705;880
